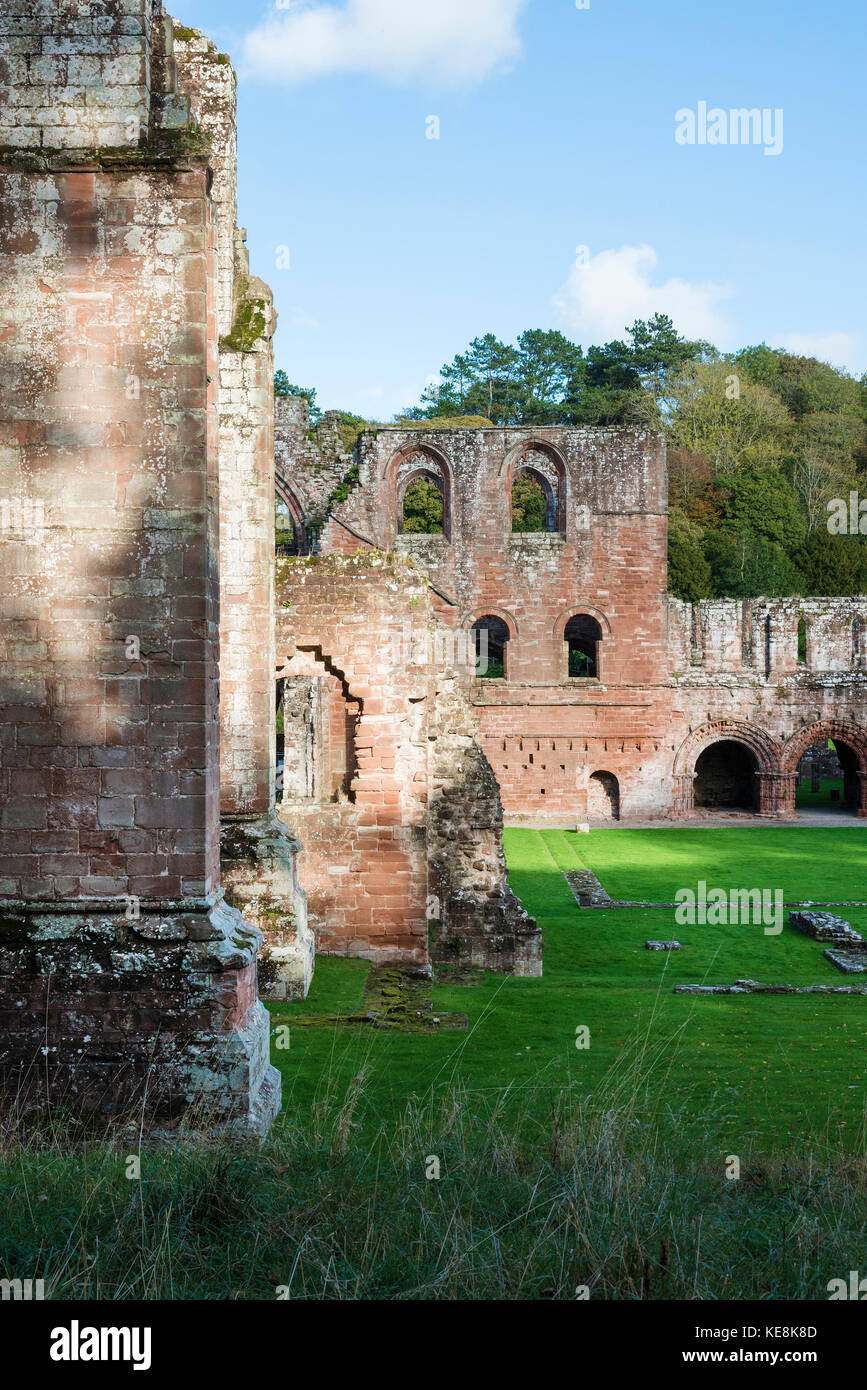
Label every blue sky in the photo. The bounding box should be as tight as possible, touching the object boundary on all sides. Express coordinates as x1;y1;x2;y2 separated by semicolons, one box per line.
169;0;867;417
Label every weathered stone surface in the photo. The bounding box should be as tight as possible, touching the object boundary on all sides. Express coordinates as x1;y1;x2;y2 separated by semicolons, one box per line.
564;870;612;907
221;815;314;1000
267;420;867;822
675;979;867;995
274;553;541;974
823;948;867;974
789;911;863;943
0;7;279;1133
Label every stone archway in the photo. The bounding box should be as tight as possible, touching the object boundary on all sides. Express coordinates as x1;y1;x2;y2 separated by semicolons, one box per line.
783;721;867;818
275;476;308;554
671;721;783;818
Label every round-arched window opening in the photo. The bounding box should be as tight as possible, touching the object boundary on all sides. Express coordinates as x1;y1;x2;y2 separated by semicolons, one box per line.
510;448;565;534
472;615;510;679
512;469;553;532
402;471;444;535
565;614;602;678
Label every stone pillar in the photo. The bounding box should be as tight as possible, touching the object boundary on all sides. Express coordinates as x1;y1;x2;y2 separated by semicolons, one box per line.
669;774;695;818
0;5;279;1132
857;772;867;819
174;27;314;1001
757;772;795;818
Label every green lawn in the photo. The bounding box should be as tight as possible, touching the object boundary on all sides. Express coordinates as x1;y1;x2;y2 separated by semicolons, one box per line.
796;776;846;808
271;826;867;1158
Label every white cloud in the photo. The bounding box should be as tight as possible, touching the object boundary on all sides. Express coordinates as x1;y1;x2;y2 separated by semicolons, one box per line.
241;0;528;86
553;243;734;347
777;330;865;374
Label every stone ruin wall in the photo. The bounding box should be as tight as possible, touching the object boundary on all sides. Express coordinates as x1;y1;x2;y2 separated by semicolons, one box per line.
0;3;285;1131
274;395;353;548
274;553;541;974
272;422;867;824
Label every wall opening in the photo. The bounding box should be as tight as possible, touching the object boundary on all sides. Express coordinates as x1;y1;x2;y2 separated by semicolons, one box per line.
279;651;360;804
512;468;553;532
472;615;510;679
396;449;451;539
693;740;758;811
402;471;444;534
276;497;303;555
510;447;564;533
797;615;808;665
588;770;620;820
565;614;602;678
796;738;860;814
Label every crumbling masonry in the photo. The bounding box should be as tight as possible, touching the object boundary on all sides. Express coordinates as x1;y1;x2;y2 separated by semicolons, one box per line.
1;5;864;1133
0;5;537;1133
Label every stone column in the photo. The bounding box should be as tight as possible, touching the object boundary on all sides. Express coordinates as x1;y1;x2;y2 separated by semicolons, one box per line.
0;6;279;1134
174;27;314;1001
757;772;795;817
669;774;694;818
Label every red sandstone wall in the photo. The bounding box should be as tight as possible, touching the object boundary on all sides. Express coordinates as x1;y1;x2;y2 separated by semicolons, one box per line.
275;555;431;963
0;159;221;899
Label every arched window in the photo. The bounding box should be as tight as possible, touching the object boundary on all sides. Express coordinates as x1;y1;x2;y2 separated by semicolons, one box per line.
276;497;302;555
510;447;565;534
853;617;863;669
397;449;451;539
402;472;444;534
275;480;308;555
471;615;510;679
565;614;602;678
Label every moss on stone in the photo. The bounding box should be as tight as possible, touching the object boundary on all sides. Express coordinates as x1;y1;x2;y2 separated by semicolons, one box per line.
221;282;267;353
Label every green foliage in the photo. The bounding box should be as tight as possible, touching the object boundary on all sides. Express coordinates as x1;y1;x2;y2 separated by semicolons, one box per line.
335;411;369;452
721;466;806;550
413;318;695;428
792;531;867;596
668;506;714;602
274;371;320;422
704;528;804;598
511;471;548;532
402;476;444;534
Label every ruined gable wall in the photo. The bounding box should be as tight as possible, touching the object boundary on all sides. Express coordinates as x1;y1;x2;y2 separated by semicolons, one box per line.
273;554;541;969
304;427;867;822
321;425;669;684
312;426;673;821
0;4;279;1128
274;395;353;542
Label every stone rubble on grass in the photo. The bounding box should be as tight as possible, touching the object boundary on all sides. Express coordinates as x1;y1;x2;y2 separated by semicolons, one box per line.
789;910;864;944
646;941;681;951
675;979;867;995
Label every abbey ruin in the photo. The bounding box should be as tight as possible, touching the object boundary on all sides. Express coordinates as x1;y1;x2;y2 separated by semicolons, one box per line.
1;4;865;1135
